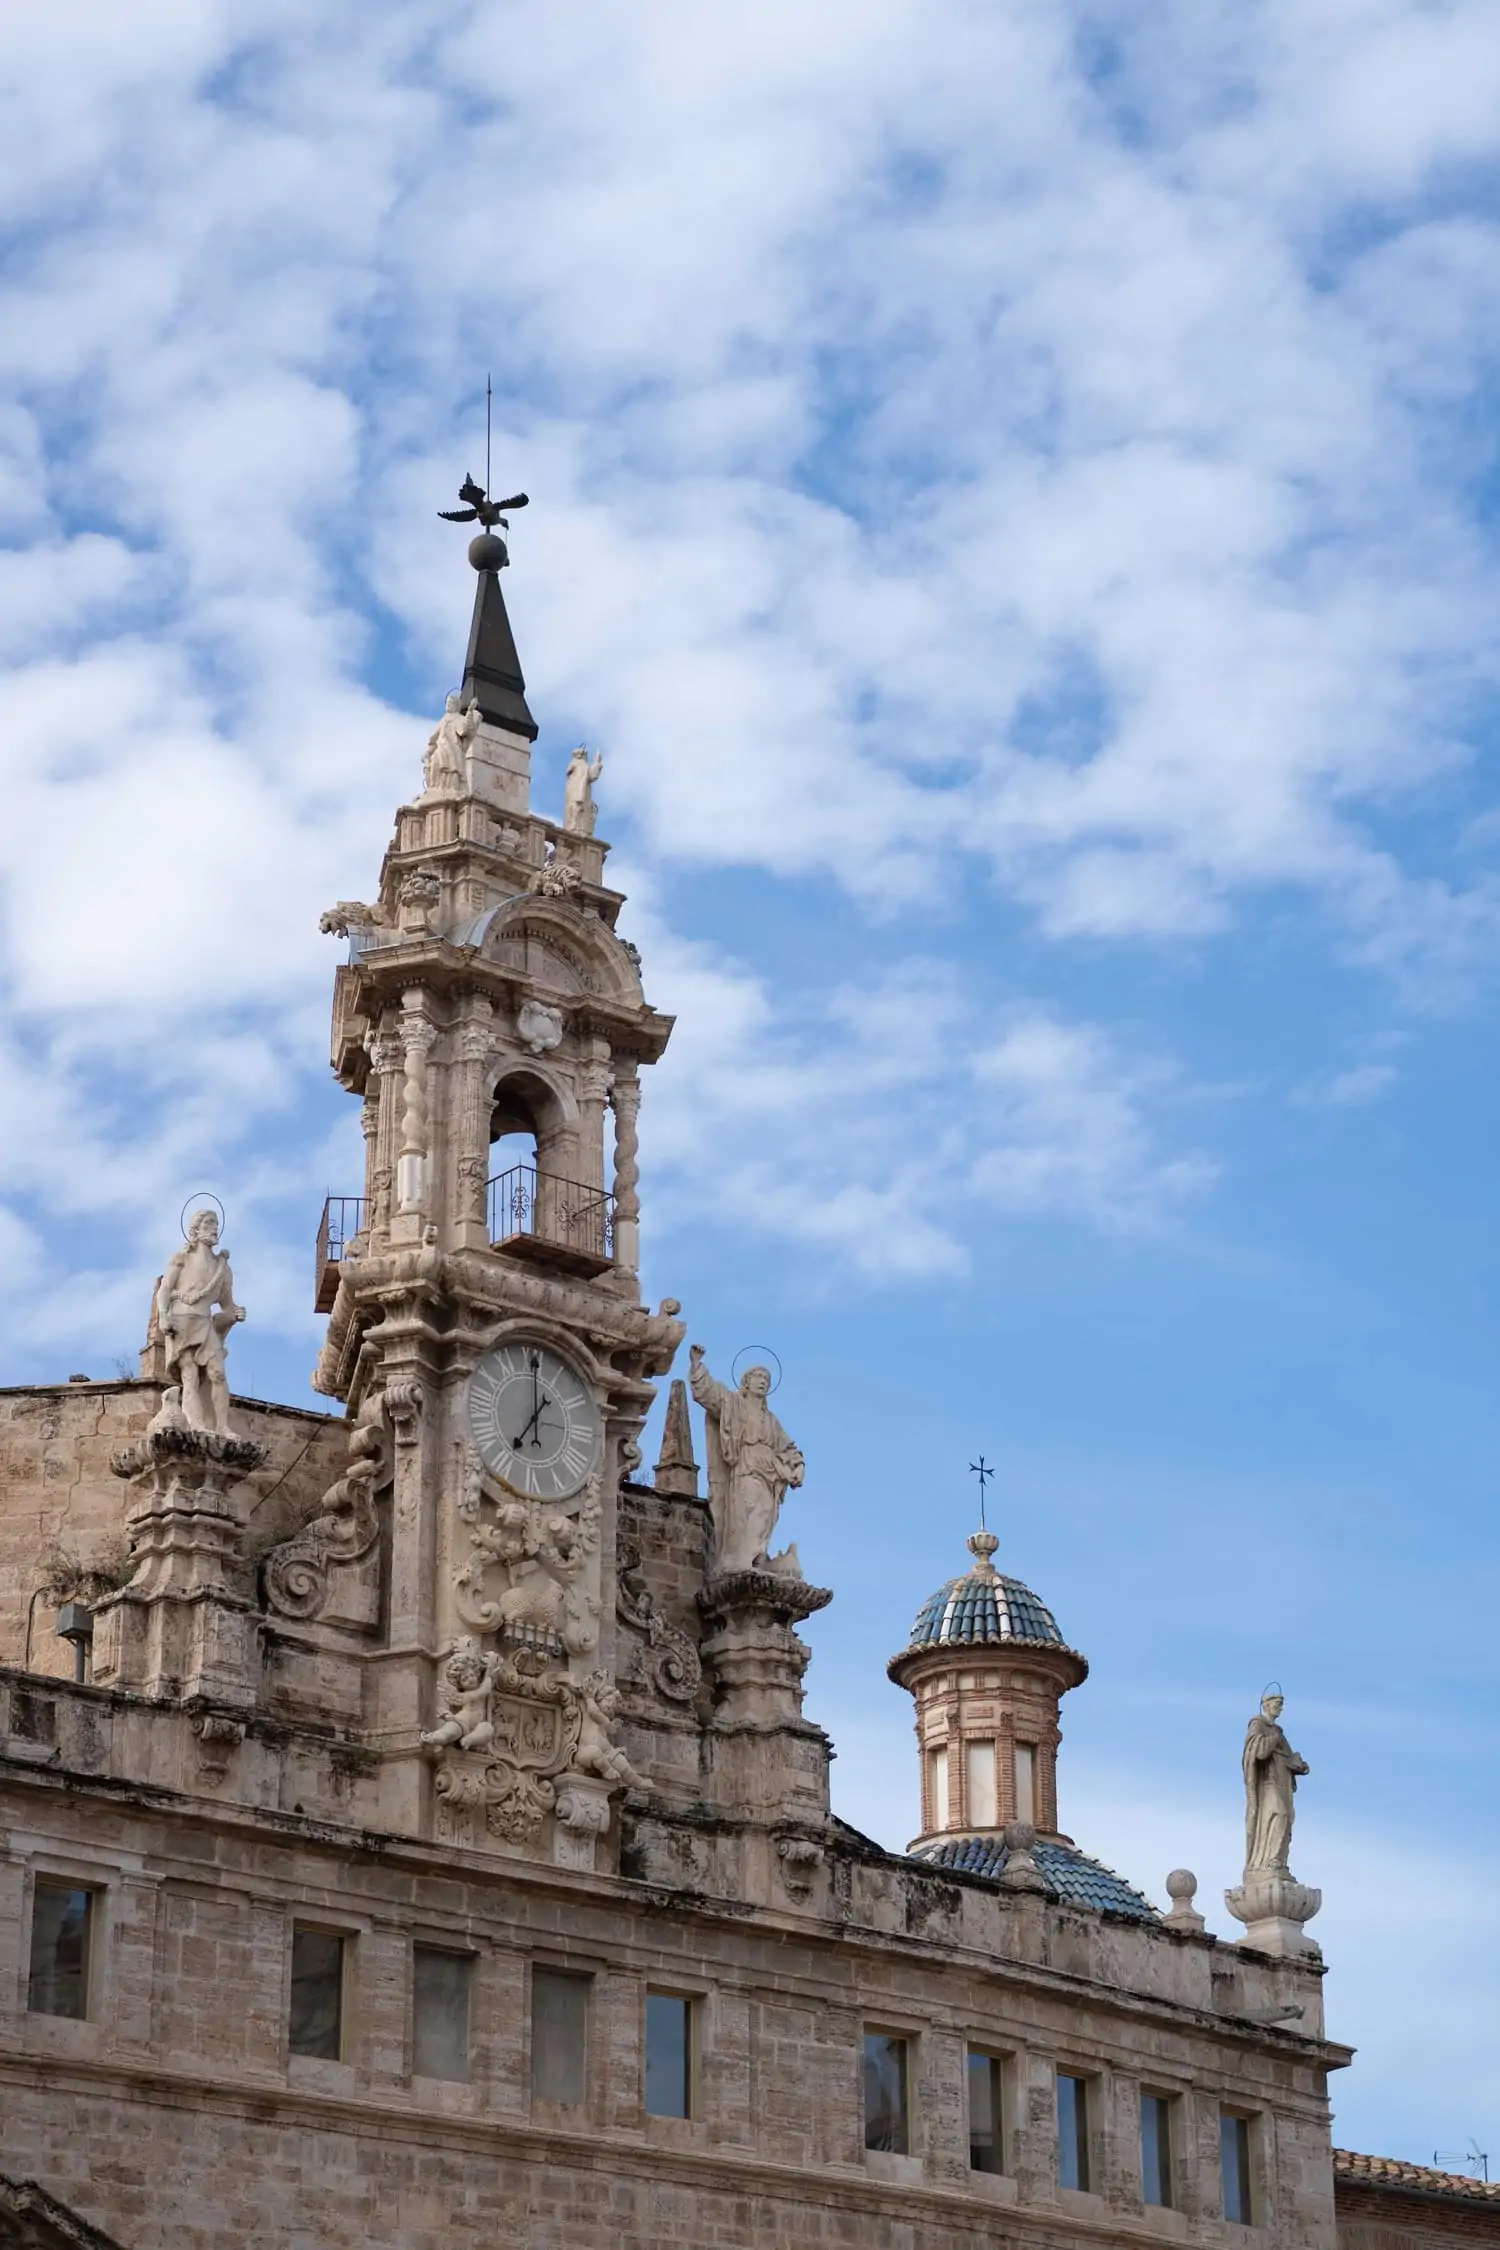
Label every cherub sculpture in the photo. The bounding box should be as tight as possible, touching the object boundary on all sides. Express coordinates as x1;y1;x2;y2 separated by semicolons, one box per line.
421;1640;497;1754
570;1673;643;1790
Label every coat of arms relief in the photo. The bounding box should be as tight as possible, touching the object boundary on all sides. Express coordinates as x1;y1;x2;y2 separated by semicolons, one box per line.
425;1452;641;1858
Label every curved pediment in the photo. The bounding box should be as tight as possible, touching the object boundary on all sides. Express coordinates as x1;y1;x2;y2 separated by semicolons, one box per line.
466;895;641;1005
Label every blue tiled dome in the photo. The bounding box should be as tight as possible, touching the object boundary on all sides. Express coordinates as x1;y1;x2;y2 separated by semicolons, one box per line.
914;1834;1159;1922
904;1533;1069;1653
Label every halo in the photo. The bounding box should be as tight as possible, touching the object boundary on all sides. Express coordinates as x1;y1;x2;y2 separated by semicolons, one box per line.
1261;1678;1283;1700
179;1191;227;1240
732;1345;782;1394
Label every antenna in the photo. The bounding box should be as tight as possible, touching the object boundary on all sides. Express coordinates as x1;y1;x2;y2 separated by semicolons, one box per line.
968;1454;995;1529
1433;2145;1490;2181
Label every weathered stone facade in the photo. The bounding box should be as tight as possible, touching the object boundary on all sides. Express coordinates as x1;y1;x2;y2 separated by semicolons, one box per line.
0;514;1442;2249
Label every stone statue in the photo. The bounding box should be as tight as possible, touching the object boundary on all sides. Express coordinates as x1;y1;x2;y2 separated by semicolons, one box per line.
569;1673;643;1790
155;1210;245;1434
688;1344;805;1577
562;745;603;835
1242;1691;1308;1873
1225;1689;1320;1954
423;691;479;796
421;1640;497;1753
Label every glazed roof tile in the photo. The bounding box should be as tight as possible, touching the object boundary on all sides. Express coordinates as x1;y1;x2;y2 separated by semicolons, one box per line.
906;1569;1066;1651
1335;2151;1500;2204
913;1834;1159;1921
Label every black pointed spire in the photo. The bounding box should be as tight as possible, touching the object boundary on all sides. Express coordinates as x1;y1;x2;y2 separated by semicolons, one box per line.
462;559;537;740
439;464;539;741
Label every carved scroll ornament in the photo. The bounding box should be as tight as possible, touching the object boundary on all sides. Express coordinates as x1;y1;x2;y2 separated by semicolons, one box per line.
262;1391;389;1622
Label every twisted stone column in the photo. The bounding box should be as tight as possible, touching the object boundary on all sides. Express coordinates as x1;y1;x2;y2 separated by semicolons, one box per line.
367;1031;405;1236
610;1063;641;1275
453;1005;496;1245
397;993;437;1215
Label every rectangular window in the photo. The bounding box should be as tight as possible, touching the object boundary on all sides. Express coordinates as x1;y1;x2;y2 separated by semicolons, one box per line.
967;2049;1004;2174
928;1745;950;1829
1014;1742;1036;1825
413;1947;472;2082
1221;2112;1253;2224
863;2031;910;2154
532;1968;589;2106
1141;2092;1173;2207
289;1927;345;2060
1057;2071;1090;2192
645;1991;692;2119
27;1883;92;2019
965;1740;997;1827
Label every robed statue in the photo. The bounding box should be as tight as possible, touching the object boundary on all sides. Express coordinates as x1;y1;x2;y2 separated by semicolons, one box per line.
1242;1691;1309;1874
688;1345;805;1577
562;745;603;835
154;1209;245;1434
423;692;479;796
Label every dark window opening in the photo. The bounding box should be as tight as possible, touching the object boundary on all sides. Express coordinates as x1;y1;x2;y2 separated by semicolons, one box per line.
28;1883;91;2019
864;2030;910;2154
289;1927;345;2060
413;1946;472;2082
1221;2111;1254;2224
1141;2091;1173;2207
1057;2071;1090;2192
645;1991;692;2119
968;2049;1004;2173
532;1968;589;2106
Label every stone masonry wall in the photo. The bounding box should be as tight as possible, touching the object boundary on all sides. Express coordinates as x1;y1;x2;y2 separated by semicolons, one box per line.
0;1753;1343;2250
0;1383;348;1681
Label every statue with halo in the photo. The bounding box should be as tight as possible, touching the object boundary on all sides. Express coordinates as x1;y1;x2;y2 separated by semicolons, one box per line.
153;1206;245;1435
688;1344;805;1577
1225;1688;1321;1955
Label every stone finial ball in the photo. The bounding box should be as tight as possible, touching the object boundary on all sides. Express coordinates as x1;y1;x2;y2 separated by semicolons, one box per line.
1166;1868;1198;1902
468;531;508;571
1003;1821;1037;1851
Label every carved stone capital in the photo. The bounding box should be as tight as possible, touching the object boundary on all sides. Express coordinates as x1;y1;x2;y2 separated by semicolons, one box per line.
384;1382;425;1443
1224;1869;1322;1955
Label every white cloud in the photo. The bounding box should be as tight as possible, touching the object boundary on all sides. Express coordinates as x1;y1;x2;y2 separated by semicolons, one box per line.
635;906;1214;1278
1296;1062;1399;1110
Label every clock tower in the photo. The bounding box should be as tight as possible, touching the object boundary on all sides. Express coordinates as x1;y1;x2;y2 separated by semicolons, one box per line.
300;498;686;1866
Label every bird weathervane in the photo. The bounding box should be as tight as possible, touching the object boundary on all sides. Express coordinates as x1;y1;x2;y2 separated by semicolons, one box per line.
439;373;528;534
439;476;529;532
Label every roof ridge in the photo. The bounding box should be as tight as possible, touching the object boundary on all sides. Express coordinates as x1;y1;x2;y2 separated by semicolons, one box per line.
1335;2150;1500;2202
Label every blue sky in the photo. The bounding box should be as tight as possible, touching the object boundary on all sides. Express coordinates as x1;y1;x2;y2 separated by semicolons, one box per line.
3;0;1499;2168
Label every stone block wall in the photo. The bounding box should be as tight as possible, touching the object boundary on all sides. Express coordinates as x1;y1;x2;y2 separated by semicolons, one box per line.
0;1747;1345;2250
0;1382;348;1681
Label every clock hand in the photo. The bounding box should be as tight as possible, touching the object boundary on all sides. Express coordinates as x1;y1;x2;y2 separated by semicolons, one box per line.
510;1391;554;1450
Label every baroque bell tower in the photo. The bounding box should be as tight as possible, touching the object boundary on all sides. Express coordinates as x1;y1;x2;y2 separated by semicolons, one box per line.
305;489;685;1863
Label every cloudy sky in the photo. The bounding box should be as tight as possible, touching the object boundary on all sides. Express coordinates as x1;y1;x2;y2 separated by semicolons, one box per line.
4;0;1500;2167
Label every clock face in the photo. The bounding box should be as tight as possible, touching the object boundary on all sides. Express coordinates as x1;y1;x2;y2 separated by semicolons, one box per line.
467;1340;601;1500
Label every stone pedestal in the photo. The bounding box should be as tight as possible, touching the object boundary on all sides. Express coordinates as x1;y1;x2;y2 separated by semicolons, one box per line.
699;1570;833;1821
1224;1868;1322;1956
699;1570;832;1728
91;1424;268;1707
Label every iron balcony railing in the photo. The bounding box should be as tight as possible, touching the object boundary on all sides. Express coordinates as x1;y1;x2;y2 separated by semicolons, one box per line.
488;1163;615;1271
315;1194;366;1312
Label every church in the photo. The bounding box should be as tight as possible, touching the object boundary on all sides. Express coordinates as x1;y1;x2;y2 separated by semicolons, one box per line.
0;499;1493;2250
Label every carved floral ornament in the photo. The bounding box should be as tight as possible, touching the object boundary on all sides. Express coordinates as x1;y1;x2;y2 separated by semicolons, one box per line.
422;1448;642;1845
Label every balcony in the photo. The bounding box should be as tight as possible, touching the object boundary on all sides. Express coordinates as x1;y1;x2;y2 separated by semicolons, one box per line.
315;1195;366;1312
488;1163;615;1278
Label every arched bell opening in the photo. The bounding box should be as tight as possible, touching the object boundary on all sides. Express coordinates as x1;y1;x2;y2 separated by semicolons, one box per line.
486;1068;613;1277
